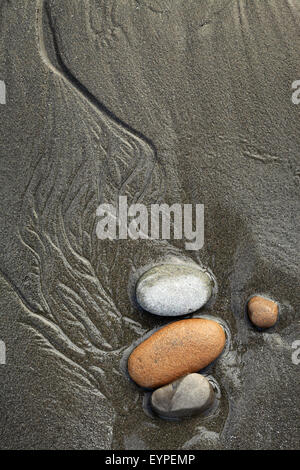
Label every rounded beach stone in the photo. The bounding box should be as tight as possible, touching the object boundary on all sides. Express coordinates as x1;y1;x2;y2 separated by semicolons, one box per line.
247;296;278;328
151;373;215;419
136;264;212;316
128;318;226;388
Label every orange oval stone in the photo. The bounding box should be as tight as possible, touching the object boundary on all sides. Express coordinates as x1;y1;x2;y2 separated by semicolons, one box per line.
128;318;226;389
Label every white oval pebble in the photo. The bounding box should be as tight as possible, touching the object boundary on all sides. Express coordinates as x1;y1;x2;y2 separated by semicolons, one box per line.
151;373;215;419
136;264;212;316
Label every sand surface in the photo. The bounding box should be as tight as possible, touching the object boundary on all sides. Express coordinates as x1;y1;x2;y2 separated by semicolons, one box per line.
0;0;299;449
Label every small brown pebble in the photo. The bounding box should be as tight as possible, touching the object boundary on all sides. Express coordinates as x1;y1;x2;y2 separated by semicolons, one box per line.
247;295;278;328
127;318;226;389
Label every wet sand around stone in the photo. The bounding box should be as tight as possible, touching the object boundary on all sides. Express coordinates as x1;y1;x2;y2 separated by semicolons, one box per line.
0;0;299;450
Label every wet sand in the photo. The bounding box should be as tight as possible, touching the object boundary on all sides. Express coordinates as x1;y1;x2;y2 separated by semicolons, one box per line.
0;0;299;449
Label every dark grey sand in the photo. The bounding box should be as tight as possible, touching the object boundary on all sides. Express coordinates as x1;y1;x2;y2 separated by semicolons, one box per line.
0;0;299;449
